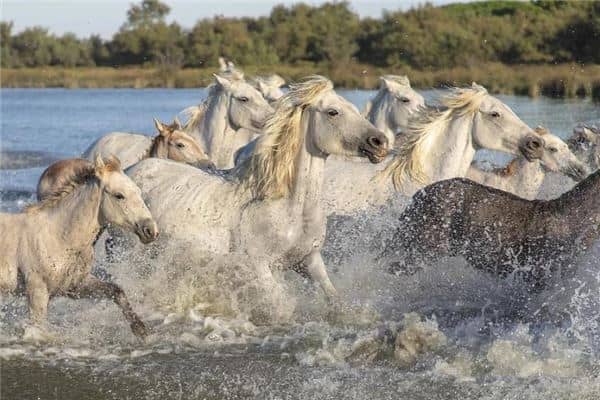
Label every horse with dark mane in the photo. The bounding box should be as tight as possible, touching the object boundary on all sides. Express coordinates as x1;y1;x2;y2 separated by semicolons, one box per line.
382;171;600;290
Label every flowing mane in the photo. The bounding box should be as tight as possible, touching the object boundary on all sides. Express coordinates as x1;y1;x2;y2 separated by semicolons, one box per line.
239;75;333;199
27;160;97;213
181;101;208;134
28;157;121;213
377;85;488;189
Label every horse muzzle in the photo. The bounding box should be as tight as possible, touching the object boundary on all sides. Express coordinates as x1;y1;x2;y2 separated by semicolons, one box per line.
359;132;390;164
135;219;159;244
520;135;545;161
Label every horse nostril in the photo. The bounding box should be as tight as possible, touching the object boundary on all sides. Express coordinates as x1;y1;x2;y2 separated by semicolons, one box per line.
368;135;386;149
529;139;541;149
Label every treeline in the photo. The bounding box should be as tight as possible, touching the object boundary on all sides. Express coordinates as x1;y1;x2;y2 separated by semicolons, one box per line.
1;0;599;70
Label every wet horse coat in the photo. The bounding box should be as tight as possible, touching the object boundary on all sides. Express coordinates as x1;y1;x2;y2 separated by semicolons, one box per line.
383;172;600;289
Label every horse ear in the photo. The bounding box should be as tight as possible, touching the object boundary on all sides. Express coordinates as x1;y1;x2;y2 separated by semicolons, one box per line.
380;76;391;89
154;118;170;137
213;74;232;90
218;57;227;72
94;154;105;173
256;80;268;93
173;116;182;130
105;154;122;172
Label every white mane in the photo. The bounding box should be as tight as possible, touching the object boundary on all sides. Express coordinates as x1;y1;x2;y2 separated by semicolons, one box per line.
377;85;488;189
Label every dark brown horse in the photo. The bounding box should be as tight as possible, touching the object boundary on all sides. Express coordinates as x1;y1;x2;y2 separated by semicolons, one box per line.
382;171;600;290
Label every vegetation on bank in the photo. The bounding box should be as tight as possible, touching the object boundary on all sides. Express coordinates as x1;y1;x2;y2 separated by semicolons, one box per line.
1;0;599;99
3;63;600;100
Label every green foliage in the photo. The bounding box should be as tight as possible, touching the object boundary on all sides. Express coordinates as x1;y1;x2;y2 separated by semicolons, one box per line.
1;0;598;69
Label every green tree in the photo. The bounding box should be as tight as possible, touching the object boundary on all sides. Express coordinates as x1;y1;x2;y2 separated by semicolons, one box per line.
110;0;184;67
11;27;54;67
1;21;13;67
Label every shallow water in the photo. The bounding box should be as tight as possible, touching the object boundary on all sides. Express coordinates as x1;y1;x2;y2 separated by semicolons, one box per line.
1;89;600;399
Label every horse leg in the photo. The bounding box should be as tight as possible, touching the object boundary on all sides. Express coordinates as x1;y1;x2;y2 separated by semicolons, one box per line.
299;250;337;299
26;275;49;326
67;276;147;338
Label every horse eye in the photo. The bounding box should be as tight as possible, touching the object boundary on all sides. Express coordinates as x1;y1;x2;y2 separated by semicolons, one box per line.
490;111;501;118
400;97;410;103
176;142;185;149
114;192;125;200
549;147;558;153
327;109;339;117
238;96;249;102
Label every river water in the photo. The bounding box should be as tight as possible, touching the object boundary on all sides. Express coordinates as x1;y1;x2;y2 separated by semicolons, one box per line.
1;88;599;399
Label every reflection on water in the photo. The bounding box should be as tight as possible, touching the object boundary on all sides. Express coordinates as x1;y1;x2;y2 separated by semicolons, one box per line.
0;89;599;399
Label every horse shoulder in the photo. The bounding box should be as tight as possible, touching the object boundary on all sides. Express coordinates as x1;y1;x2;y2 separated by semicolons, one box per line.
129;159;240;239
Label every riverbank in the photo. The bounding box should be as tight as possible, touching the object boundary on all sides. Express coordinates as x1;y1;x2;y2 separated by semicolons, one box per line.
2;63;600;100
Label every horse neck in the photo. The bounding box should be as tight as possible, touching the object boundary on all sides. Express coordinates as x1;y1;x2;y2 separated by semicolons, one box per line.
201;92;234;165
288;117;327;214
368;91;394;137
423;112;475;182
46;182;102;247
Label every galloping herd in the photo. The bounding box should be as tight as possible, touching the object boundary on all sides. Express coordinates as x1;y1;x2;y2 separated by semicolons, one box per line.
1;59;599;338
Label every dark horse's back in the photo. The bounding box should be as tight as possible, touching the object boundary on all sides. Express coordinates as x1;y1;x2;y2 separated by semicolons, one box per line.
384;178;558;284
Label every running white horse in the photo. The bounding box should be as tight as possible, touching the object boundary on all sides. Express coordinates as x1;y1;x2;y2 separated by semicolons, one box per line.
126;76;390;298
82;118;212;170
364;75;425;140
320;83;544;214
0;156;158;337
181;74;274;169
467;127;587;200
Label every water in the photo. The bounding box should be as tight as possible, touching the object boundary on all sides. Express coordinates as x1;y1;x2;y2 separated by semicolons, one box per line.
1;89;600;399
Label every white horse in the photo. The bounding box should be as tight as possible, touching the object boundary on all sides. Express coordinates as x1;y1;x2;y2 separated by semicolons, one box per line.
467;127;587;200
82;118;212;170
252;74;286;103
126;76;390;299
0;156;158;337
321;83;544;214
364;75;425;140
377;83;544;193
181;74;274;169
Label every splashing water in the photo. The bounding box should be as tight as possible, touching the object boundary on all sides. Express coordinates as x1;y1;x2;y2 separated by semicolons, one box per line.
2;90;600;399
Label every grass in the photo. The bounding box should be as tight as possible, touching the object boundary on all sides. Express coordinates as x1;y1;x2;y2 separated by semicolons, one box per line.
2;63;600;100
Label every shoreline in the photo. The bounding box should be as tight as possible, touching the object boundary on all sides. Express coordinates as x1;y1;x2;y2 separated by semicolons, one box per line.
2;63;600;100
